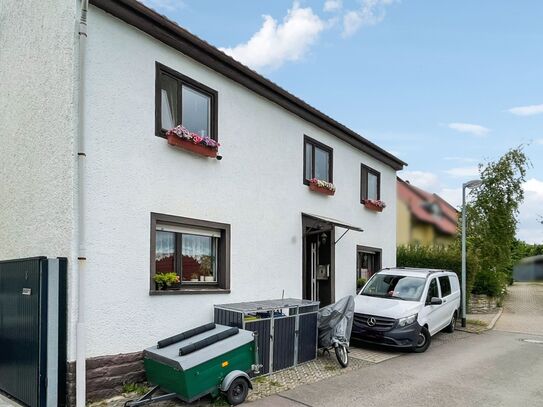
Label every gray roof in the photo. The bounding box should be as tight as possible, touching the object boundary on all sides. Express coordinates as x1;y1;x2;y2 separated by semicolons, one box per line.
144;324;253;371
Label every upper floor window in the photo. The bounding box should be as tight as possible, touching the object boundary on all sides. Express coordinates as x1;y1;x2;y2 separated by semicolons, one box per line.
156;62;218;140
360;164;381;202
150;213;230;294
303;135;333;184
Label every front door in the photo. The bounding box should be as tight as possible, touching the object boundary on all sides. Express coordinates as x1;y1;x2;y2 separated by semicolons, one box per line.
302;216;334;306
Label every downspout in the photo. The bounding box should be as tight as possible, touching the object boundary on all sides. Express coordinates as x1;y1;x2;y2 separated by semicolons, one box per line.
76;1;88;406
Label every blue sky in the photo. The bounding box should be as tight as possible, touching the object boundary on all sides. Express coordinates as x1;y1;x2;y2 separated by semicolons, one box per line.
143;0;543;243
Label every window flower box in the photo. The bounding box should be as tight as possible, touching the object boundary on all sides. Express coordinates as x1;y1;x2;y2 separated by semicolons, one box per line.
308;178;336;196
363;199;386;212
166;125;219;158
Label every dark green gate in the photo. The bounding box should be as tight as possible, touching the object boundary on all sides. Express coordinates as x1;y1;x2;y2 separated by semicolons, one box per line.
0;257;67;407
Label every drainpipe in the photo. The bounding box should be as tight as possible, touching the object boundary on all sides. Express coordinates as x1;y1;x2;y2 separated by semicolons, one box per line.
76;1;89;406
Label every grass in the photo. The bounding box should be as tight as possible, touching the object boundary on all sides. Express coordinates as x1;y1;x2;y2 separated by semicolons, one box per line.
253;376;269;384
467;319;488;327
269;380;282;387
211;395;229;406
324;364;338;371
122;382;149;395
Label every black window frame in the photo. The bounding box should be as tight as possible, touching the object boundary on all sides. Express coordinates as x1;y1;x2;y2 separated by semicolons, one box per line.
155;62;218;140
438;276;452;297
426;278;439;304
150;212;230;295
360;163;381;203
303;135;334;185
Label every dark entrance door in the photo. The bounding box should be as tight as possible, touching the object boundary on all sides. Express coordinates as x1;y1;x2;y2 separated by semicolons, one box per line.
302;215;334;306
0;257;67;407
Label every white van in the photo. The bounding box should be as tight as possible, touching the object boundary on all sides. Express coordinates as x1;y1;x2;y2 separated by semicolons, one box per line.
352;267;460;352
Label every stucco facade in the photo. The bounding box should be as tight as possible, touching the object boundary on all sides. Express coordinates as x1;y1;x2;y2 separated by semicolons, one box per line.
1;1;404;402
80;6;399;357
0;0;79;359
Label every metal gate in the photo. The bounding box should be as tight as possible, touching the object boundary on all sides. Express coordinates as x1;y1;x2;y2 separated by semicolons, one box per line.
0;257;67;407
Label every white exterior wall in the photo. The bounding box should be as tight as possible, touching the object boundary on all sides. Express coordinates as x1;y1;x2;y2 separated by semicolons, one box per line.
0;1;78;358
83;7;397;357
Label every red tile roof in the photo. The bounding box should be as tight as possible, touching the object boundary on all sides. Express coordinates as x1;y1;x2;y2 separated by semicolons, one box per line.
397;177;459;236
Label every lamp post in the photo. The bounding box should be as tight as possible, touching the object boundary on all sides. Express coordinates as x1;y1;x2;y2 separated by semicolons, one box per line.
461;179;482;327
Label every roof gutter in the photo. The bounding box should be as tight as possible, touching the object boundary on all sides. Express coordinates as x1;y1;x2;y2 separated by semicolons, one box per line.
88;0;407;171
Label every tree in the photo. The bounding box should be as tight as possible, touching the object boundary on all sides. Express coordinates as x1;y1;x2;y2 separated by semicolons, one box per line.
465;147;530;290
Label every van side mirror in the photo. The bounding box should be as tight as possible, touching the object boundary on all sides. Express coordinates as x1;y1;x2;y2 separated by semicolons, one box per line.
429;297;442;305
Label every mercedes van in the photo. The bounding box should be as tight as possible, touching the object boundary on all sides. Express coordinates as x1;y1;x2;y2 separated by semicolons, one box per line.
352;268;460;352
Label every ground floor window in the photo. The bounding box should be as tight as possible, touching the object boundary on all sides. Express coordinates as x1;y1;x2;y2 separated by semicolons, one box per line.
151;213;230;293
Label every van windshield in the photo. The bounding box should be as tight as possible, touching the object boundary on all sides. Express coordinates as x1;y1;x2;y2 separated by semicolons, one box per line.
360;274;426;301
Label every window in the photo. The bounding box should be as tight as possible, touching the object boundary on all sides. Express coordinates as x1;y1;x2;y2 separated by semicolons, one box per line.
150;213;230;293
303;136;333;184
360;164;381;202
438;276;452;297
361;274;426;302
426;278;439;304
156;62;218;139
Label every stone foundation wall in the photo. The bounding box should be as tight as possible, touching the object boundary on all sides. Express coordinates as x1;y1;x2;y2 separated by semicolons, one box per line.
66;351;145;405
468;294;499;314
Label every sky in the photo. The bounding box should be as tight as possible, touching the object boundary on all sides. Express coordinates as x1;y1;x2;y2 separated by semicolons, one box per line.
142;0;543;243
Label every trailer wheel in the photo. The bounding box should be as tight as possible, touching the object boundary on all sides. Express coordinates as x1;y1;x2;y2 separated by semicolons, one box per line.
225;377;249;405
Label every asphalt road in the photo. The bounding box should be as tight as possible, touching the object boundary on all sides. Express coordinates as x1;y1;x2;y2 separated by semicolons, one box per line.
252;283;543;407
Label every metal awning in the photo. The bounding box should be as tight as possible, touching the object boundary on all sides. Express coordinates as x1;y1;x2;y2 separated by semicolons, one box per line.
302;213;363;244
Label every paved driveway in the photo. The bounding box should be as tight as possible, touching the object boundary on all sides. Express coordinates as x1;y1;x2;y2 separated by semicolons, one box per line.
495;282;543;336
250;330;543;407
251;284;543;407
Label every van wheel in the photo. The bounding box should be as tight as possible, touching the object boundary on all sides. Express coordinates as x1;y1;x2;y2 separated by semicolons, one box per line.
444;312;457;333
413;326;431;353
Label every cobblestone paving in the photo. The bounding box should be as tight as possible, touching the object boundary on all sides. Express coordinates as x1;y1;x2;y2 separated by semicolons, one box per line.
0;394;22;407
494;282;543;336
88;348;389;407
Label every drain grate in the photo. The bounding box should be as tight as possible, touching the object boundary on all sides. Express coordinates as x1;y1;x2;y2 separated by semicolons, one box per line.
521;338;543;344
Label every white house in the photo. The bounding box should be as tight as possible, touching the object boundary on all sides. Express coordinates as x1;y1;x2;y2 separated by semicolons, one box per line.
0;0;406;405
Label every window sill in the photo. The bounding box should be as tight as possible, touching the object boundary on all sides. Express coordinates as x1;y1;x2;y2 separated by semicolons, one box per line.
149;287;231;295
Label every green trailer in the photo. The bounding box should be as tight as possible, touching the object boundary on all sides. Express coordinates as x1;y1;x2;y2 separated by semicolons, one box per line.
126;323;260;406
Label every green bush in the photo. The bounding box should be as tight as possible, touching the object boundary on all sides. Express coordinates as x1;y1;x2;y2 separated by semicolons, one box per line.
396;244;479;294
356;277;367;289
471;270;507;297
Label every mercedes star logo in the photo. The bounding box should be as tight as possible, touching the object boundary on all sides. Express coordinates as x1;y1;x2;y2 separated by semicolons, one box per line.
367;317;376;327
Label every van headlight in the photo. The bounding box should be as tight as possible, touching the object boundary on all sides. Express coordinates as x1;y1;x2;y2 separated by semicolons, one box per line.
398;314;417;327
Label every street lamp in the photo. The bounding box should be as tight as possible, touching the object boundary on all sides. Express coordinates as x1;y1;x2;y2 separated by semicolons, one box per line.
461;179;482;327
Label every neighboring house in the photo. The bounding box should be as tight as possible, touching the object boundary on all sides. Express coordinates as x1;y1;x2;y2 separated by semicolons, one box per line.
0;0;405;405
514;255;543;282
397;178;458;246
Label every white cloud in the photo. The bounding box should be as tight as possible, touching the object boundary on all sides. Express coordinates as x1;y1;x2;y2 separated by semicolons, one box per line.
342;0;395;37
517;178;543;244
436;188;462;209
220;2;325;70
140;0;184;12
324;0;342;12
444;166;480;178
400;170;440;190
447;122;490;137
508;104;543;117
535;139;543;145
444;156;478;163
